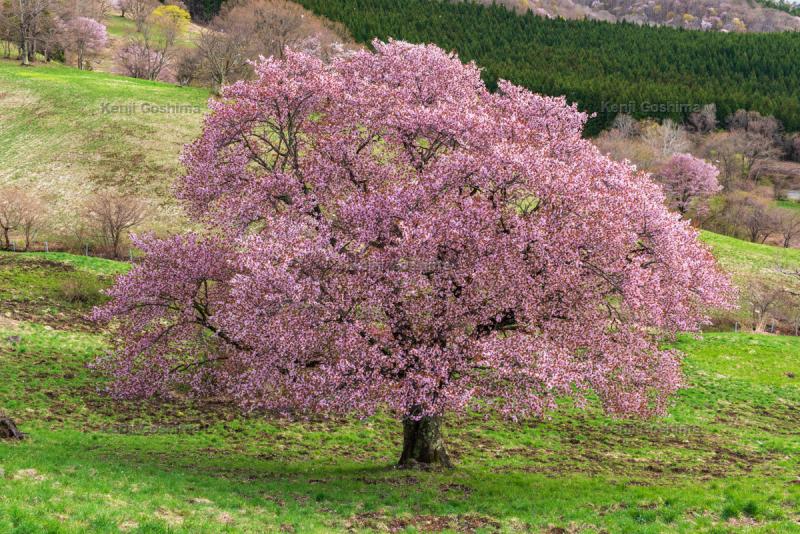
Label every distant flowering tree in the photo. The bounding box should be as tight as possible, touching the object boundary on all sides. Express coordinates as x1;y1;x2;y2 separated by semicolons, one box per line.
656;153;722;216
116;40;167;80
60;17;108;70
94;41;735;467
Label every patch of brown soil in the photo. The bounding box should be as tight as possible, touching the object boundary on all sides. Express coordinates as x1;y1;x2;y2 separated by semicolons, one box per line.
349;512;500;533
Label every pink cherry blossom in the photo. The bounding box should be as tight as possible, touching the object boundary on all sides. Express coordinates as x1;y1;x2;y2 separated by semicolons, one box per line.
656;153;722;216
94;41;735;427
59;17;108;70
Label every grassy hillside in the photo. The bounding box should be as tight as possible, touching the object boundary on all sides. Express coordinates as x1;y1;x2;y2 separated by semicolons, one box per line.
701;230;800;275
700;231;800;329
96;14;202;75
0;60;209;232
1;244;800;532
296;0;800;134
777;199;800;212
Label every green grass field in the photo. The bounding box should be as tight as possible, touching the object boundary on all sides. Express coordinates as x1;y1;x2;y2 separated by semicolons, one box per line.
1;244;800;533
0;59;209;231
700;231;800;275
777;200;800;213
699;231;800;329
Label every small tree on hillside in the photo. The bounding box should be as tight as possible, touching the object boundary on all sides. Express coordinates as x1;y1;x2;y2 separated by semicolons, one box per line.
687;103;717;134
148;4;189;46
123;0;157;31
656;153;721;216
0;187;43;250
726;191;779;244
59;16;108;70
85;191;147;258
0;187;23;249
94;42;734;468
776;209;800;248
195;28;248;92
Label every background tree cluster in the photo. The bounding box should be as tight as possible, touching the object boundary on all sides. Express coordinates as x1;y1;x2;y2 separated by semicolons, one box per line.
186;0;352;91
597;107;800;335
598;108;800;246
112;0;353;88
0;185;147;258
294;0;800;135
0;0;109;68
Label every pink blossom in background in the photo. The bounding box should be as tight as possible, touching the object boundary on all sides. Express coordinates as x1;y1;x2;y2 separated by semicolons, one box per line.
59;17;108;70
657;152;722;216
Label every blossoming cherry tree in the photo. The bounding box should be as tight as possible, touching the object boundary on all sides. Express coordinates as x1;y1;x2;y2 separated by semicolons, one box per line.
95;41;734;467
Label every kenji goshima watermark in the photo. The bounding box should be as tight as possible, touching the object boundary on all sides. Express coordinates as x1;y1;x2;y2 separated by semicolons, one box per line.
100;102;203;114
599;101;703;114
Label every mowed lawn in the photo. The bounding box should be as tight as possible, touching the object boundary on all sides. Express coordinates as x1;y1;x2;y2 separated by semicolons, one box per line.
1;251;800;533
0;60;209;229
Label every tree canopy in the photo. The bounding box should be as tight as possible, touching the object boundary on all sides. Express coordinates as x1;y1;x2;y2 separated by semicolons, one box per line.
94;42;734;465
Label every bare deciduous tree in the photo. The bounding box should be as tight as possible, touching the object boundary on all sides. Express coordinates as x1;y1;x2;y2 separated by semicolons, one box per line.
0;187;45;250
703;130;783;186
776;209;800;248
740;132;785;181
643;119;689;157
174;47;201;86
20;196;44;251
0;187;23;249
122;0;157;31
726;191;779;244
610;113;638;138
687;103;717;134
195;27;248;92
743;277;786;332
85;191;147;258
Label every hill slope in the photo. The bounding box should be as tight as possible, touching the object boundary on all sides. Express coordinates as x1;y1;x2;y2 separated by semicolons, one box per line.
296;0;800;134
0;60;209;234
481;0;800;32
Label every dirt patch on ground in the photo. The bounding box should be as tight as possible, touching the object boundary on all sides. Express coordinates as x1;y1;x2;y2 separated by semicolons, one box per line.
0;301;96;332
348;512;500;533
0;256;76;271
475;417;781;482
0;315;21;329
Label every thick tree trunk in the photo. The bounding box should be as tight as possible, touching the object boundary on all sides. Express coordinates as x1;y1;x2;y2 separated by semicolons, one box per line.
0;417;24;440
398;415;452;468
21;39;29;66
